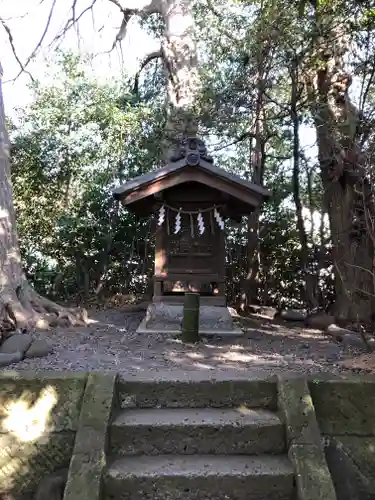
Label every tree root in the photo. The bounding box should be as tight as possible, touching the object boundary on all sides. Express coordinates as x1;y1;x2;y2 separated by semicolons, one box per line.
0;281;88;334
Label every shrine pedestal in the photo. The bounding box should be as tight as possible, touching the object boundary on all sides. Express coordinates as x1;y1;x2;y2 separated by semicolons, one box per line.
136;302;243;337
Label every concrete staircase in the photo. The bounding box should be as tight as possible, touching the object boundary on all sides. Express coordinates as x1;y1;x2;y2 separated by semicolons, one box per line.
103;374;295;500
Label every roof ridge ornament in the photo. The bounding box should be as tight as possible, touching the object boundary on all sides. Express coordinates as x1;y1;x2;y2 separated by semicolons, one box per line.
169;136;214;166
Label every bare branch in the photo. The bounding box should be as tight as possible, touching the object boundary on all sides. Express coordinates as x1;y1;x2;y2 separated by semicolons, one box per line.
107;0;140;52
13;0;58;81
71;0;78;22
108;0;126;10
51;0;98;48
360;64;375;115
0;18;34;82
133;49;162;94
211;128;278;152
111;9;135;51
107;0;160;52
211;132;254;151
109;0;160;13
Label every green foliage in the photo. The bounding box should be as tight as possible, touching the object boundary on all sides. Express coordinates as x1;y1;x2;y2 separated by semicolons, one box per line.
11;52;163;301
14;0;374;309
10;30;329;308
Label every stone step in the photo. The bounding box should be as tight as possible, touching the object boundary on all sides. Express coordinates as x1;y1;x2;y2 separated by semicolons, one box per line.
104;454;295;500
116;372;277;409
110;407;285;456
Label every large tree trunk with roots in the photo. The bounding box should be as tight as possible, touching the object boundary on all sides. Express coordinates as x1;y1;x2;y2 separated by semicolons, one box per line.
306;2;375;323
0;0;197;332
0;64;87;332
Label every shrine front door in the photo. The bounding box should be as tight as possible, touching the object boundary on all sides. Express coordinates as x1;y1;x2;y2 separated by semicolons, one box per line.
161;223;222;295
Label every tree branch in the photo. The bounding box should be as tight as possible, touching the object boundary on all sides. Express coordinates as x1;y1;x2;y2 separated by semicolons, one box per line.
211;132;258;152
108;0;160;51
0;17;34;82
108;0;135;50
211;129;278;152
111;0;160;13
52;0;98;48
360;62;375;117
133;49;162;94
13;0;58;80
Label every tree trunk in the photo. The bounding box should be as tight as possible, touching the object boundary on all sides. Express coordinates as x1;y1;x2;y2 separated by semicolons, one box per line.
246;117;266;305
93;200;122;296
306;2;374;322
245;4;270;306
290;57;317;310
160;0;200;155
306;167;315;241
0;63;86;331
122;0;199;153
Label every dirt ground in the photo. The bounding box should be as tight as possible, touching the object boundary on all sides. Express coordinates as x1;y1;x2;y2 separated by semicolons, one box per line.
0;308;370;376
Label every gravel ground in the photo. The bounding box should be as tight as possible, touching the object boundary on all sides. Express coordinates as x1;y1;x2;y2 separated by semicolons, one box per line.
0;308;367;377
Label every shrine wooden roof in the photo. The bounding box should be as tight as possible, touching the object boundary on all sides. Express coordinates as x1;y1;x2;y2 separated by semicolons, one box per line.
113;137;271;216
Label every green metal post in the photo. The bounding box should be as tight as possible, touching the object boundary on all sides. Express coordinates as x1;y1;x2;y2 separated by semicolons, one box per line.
181;292;200;342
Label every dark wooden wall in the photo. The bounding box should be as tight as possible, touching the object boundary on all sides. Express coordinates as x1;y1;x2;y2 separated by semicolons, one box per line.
154;182;226;299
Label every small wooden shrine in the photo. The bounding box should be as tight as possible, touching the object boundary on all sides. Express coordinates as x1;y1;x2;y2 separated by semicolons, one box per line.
113;137;270;310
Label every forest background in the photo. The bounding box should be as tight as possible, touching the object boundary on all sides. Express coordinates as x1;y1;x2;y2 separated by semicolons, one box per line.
1;0;375;328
